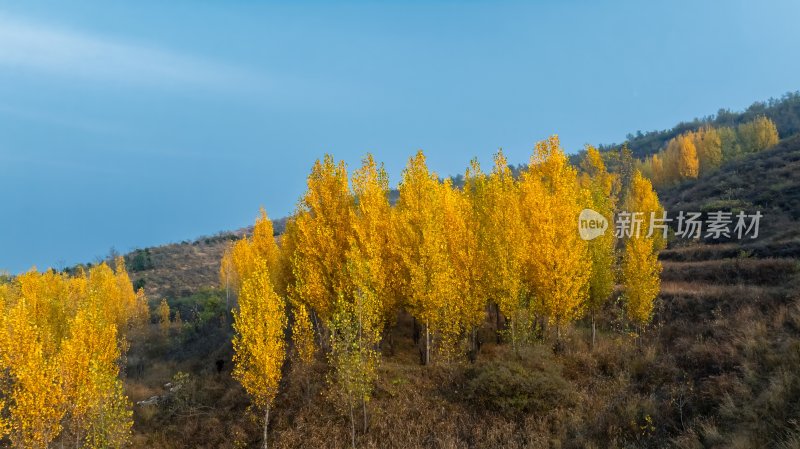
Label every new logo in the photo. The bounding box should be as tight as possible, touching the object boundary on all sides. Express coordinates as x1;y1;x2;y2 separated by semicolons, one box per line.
578;209;608;241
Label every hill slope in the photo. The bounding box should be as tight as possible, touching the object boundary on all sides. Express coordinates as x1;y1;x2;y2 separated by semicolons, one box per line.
659;134;800;247
117;137;800;448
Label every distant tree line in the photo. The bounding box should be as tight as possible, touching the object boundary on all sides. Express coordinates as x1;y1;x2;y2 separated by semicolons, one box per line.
596;91;799;160
635;116;779;187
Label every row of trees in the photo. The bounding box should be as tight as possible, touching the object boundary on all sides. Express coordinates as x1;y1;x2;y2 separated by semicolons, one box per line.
224;136;665;448
600;91;798;160
637;116;779;187
0;259;149;449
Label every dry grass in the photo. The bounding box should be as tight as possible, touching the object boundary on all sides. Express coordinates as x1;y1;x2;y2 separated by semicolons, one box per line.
118;235;800;449
661;257;799;286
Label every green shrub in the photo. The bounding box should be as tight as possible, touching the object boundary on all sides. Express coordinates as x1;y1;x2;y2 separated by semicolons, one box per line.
127;248;155;272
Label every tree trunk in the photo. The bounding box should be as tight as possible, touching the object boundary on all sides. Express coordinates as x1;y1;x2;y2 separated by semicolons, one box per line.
511;319;516;354
495;303;502;344
591;310;596;350
224;278;231;326
425;322;430;366
311;310;325;349
225;277;230;312
554;321;563;354
263;406;270;449
349;400;356;449
637;324;643;347
363;399;368;433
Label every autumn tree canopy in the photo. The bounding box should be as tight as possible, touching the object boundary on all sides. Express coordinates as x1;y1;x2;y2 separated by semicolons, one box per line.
0;260;148;449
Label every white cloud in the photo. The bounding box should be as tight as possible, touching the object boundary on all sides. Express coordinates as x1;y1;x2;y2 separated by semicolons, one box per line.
0;12;258;89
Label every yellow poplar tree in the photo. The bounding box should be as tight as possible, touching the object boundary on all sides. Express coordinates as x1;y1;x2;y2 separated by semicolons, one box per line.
459;159;492;353
347;154;396;344
738;116;779;154
0;262;142;449
328;154;395;433
251;208;281;274
482;150;528;349
224;209;281;301
60;307;131;448
158;299;171;336
622;170;663;331
624;170;666;252
291;155;353;325
111;257;149;333
519;136;591;341
231;260;287;449
580;145;618;348
0;296;65;449
439;176;484;357
395;151;456;364
279;218;317;364
622;237;661;330
675;134;699;180
690;126;723;175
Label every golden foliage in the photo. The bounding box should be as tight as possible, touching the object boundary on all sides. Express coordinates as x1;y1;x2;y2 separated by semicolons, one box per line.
231;259;287;411
158;298;171;336
224;144;665;372
625;170;666;252
520;136;591;333
690;126;723;175
347;154;396;343
639;117;779;188
0;262;141;448
395;151;461;361
738;115;779;154
291;155;353;321
291;303;316;365
621;170;663;328
580;146;618;318
622;237;661;327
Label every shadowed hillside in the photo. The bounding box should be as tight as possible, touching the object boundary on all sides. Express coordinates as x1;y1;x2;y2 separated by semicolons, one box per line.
659;134;800;245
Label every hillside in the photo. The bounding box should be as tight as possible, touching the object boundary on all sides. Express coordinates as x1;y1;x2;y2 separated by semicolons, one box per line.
659;134;800;248
124;235;236;300
112;137;800;448
122;217;290;301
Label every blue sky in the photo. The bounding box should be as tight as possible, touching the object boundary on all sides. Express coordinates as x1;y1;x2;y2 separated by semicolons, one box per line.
1;0;799;273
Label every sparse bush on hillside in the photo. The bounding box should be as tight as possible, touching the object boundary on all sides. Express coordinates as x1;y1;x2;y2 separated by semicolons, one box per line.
128;248;155;272
460;347;573;417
